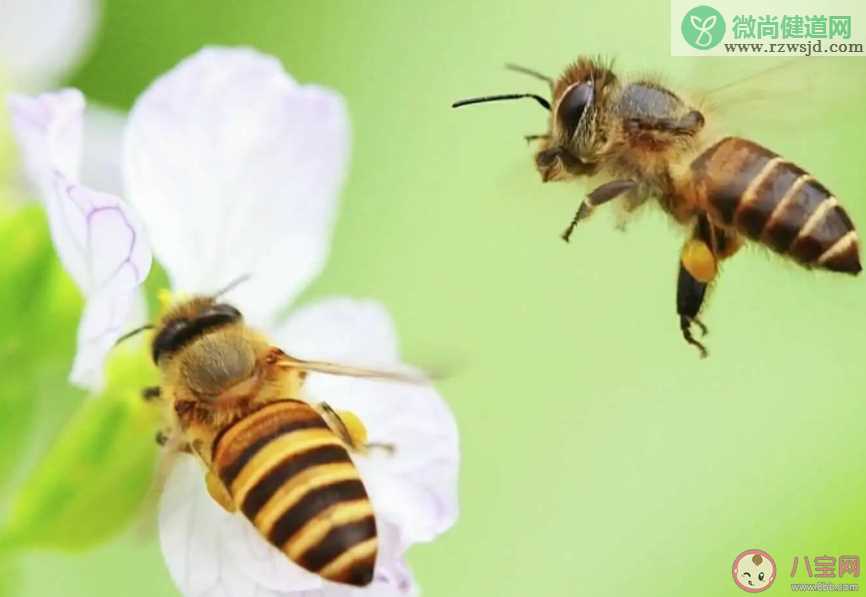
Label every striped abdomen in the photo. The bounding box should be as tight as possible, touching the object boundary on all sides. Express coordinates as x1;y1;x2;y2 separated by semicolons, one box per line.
212;400;376;586
691;137;861;274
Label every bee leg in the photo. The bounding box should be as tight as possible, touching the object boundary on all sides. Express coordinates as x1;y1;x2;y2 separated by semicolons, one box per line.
155;429;170;446
524;134;550;143
317;402;371;453
561;180;637;242
155;428;192;453
365;442;396;455
205;470;236;513
317;403;396;455
677;264;709;358
677;228;719;357
142;386;161;401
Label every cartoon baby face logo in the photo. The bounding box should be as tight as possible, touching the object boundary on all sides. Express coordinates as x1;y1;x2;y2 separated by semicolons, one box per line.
732;549;777;592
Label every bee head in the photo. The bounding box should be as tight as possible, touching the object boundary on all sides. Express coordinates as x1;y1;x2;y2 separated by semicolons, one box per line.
450;57;616;183
535;57;617;182
151;297;243;365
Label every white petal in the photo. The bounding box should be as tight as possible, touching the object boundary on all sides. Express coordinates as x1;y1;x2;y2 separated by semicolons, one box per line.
39;173;151;294
274;299;460;549
54;179;152;388
70;288;135;389
0;0;99;91
125;46;349;324
9;91;152;388
81;102;126;196
8;89;84;197
10;92;150;293
275;298;399;366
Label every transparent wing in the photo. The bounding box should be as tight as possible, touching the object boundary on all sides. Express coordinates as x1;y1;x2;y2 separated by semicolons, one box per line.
679;58;866;133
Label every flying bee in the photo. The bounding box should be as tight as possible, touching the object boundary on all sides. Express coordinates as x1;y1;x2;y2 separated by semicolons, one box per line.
128;286;423;587
453;58;861;356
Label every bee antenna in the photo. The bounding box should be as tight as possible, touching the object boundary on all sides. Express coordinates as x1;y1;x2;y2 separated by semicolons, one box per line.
212;274;252;299
504;63;554;87
452;93;551;111
114;324;155;347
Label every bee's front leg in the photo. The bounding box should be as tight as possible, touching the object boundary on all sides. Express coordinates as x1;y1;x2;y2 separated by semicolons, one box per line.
142;386;162;401
155;427;192;452
561;180;637;242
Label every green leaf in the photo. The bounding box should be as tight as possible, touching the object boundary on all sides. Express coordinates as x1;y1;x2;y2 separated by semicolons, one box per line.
0;207;84;487
0;345;161;552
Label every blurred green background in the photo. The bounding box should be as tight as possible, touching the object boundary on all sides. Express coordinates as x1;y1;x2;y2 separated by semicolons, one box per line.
2;1;866;595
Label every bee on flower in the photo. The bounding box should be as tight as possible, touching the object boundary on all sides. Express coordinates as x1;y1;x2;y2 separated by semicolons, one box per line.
8;46;459;596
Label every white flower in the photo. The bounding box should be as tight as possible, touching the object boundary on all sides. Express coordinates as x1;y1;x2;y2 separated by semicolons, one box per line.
2;0;129;203
7;88;152;389
0;0;99;92
10;46;459;596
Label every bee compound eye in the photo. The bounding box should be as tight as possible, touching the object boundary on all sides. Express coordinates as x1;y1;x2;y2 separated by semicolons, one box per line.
209;303;242;320
557;82;593;135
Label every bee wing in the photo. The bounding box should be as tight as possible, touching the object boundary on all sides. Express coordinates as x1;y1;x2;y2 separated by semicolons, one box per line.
274;352;434;385
683;58;866;131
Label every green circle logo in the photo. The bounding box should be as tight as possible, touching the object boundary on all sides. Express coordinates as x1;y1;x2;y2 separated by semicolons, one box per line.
681;5;725;50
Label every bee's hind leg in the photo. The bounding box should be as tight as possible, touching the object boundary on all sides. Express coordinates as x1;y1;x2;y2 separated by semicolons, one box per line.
317;402;395;455
677;262;710;359
676;217;721;358
676;213;744;357
561;180;637;242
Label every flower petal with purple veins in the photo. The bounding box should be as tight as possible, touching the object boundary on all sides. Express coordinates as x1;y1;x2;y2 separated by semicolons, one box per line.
124;46;350;326
9;90;152;389
49;179;151;388
8;89;84;199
